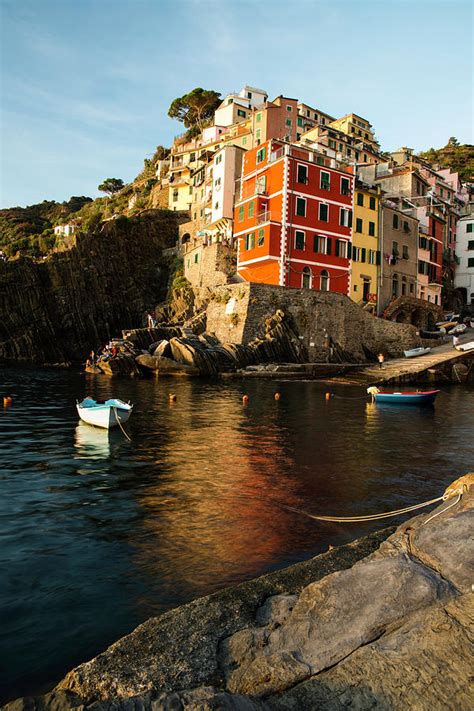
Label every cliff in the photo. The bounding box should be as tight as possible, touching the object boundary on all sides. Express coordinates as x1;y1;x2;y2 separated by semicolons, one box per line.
0;210;180;365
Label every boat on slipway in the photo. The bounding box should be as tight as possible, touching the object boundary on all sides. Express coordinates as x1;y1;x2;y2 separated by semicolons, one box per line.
371;390;440;406
403;347;431;358
77;397;133;429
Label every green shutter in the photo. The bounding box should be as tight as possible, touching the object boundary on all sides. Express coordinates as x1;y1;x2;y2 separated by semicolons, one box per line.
467;223;473;232
326;237;332;255
248;200;254;218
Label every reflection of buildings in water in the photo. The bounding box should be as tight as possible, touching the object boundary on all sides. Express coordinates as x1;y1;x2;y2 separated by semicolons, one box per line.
131;392;304;602
74;421;110;460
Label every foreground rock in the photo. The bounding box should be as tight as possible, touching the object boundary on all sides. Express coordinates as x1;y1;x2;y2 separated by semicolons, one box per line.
5;475;473;710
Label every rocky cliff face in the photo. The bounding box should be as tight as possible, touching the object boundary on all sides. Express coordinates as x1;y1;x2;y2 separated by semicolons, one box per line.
0;211;179;365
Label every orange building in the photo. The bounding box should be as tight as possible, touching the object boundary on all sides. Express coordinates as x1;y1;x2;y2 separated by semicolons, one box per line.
234;139;354;293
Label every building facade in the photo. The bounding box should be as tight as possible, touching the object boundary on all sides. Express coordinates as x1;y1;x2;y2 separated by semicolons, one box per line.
455;210;474;305
234;139;354;293
379;204;419;313
351;182;381;307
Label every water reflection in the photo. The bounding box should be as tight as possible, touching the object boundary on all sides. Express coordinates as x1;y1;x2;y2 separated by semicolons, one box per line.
74;422;111;460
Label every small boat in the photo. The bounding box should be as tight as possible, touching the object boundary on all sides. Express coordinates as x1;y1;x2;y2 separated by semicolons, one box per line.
447;323;466;335
77;397;133;429
373;390;440;406
457;340;474;352
403;347;431;358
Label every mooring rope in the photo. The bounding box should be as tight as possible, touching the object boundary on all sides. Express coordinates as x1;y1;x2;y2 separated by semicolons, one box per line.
277;490;461;524
113;407;132;442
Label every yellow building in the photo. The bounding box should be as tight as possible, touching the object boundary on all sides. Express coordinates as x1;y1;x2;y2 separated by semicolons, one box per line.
350;183;381;308
329;113;380;152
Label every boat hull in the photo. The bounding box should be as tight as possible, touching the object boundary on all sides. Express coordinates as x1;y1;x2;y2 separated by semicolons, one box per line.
76;399;133;429
403;348;431;358
374;390;439;406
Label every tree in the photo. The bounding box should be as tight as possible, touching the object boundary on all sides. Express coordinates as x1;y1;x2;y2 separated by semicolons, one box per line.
447;137;460;147
168;88;221;131
98;178;124;196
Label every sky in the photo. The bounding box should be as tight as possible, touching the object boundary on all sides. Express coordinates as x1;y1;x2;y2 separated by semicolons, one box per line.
0;0;472;208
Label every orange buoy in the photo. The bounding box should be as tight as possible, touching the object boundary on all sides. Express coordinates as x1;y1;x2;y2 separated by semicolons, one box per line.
242;394;249;404
325;392;331;401
3;396;12;407
169;394;177;402
274;392;281;401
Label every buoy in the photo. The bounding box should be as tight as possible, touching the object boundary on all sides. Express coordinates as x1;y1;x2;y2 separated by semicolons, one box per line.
325;392;331;401
242;394;249;404
169;394;177;402
274;392;281;401
3;396;12;407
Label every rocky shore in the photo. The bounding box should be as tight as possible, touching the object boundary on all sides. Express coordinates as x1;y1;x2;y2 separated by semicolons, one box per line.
5;474;473;711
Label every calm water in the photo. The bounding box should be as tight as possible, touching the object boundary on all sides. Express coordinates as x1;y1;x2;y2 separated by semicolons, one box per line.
1;367;473;702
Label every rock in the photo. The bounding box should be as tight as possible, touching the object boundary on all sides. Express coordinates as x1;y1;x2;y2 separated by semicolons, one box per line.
255;595;298;629
135;354;199;376
225;652;310;698
152;341;172;359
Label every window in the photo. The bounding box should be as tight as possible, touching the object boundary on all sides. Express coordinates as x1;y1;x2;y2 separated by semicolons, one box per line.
335;240;348;258
368;221;375;236
320;171;330;190
257;228;265;246
302;267;312;289
297;117;303;127
256;112;262;122
352;246;361;262
190;152;196;162
357;193;364;207
392;274;399;297
468;258;474;268
255;128;261;142
340;208;352;227
369;196;376;210
286;118;292;127
392;241;399;257
172;190;178;202
296;133;301;141
410;282;414;294
245;232;255;250
403;245;409;259
295;230;305;250
242;136;247;146
320;270;329;291
248;201;254;218
247;91;252;99
189;186;193;194
347;148;352;157
296;197;306;216
467;223;473;233
194;253;199;264
237;109;246;118
329;139;336;149
341;177;350;196
238;205;244;222
356;218;363;233
297;164;308;184
256;175;267;193
319;203;329;222
393;214;399;229
256;146;266;163
401;277;407;296
214;202;219;210
368;249;377;265
314;235;327;253
468;240;474;250
286;105;292;111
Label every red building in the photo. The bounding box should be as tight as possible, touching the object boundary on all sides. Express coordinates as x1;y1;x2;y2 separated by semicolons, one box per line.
234;139;354;293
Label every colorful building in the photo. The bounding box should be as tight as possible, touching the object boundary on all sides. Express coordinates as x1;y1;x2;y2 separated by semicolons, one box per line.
351;182;381;307
455;208;474;306
234;139;354;293
378;204;419;312
328;113;380;153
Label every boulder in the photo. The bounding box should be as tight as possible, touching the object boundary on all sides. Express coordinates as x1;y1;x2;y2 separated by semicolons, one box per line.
135;353;200;376
152;340;172;359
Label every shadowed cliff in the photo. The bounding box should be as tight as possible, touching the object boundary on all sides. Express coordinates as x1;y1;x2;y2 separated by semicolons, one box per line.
0;210;180;365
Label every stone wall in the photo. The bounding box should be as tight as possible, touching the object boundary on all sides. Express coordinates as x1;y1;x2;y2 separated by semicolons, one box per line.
206;283;423;361
184;242;237;289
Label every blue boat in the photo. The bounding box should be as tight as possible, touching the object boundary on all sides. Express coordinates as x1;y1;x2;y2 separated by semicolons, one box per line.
373;390;439;406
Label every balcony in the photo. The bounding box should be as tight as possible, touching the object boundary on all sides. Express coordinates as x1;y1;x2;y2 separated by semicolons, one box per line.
241;182;268;200
256;210;272;225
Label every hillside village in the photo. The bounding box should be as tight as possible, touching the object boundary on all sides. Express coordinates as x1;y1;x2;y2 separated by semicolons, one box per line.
2;84;474;330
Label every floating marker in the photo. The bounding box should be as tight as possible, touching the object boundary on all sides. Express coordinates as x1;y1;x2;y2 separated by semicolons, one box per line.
242;394;249;404
325;392;331;401
275;392;281;401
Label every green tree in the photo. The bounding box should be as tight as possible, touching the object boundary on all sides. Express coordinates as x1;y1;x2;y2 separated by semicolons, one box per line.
447;137;460;147
98;178;124;196
168;88;221;131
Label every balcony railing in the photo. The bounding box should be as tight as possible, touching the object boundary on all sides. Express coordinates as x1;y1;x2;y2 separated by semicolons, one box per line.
256;210;272;225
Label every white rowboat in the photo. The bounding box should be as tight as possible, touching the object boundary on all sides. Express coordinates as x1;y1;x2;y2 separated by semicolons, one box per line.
77;397;133;429
403;347;431;358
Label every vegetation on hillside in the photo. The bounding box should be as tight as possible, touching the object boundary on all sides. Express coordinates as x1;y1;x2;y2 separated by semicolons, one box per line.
418;138;474;182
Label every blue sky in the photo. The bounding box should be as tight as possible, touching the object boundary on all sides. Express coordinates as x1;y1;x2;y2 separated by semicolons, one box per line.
1;0;472;208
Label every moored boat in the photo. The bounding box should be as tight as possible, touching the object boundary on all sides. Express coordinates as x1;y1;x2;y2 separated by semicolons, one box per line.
76;397;133;429
403;347;431;358
372;390;440;406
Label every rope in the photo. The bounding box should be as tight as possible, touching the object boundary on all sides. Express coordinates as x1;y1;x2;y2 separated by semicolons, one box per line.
422;492;461;525
113;407;132;441
278;493;451;524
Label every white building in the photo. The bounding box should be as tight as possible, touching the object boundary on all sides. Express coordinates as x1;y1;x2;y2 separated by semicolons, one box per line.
54;224;76;237
210;144;245;235
455;210;474;305
214;85;268;127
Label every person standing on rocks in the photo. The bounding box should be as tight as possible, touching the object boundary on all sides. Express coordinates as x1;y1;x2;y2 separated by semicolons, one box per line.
377;353;385;369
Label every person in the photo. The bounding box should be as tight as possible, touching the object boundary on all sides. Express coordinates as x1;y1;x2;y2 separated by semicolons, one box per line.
452;334;461;349
90;350;96;365
112;345;118;357
147;312;154;328
377;353;385;369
